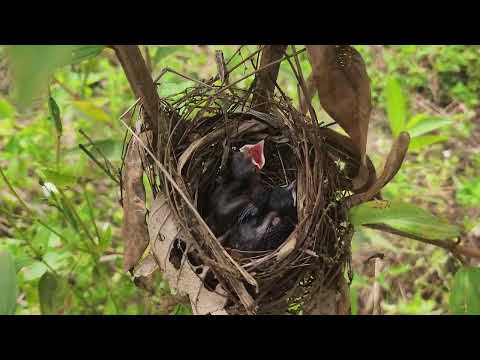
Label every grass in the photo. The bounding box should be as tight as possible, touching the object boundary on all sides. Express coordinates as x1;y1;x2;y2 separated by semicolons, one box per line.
0;45;479;315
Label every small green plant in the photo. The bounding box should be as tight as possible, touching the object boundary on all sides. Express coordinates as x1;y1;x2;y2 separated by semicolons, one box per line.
384;76;452;152
456;177;480;208
0;250;18;315
449;267;480;315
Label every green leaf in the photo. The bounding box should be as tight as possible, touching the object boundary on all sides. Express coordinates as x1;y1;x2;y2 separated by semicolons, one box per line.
86;139;123;159
406;116;452;138
14;255;34;273
0;98;15;118
104;295;118;315
408;135;448;152
41;168;76;187
70;46;105;65
350;287;358;315
385;77;407;137
405;113;430;129
71;101;111;122
349;200;461;241
100;224;113;250
6;45;77;108
456;177;480;208
170;303;192;315
6;45;104;108
58;197;79;230
22;261;48;281
43;252;71;270
48;96;62;136
38;272;67;314
153;46;184;63
449;267;480;315
0;251;18;315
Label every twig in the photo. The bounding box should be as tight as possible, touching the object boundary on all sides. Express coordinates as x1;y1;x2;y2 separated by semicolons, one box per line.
365;224;480;260
78;129;119;184
154;67;214;89
251;45;287;112
143;45;153;74
363;252;385;264
78;144;120;185
372;257;382;315
53;77;81;100
215;47;306;98
83;184;102;244
112;45;160;150
118;119;257;285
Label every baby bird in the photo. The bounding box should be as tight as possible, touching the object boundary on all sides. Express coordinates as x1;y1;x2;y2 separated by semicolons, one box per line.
226;181;297;252
206;140;266;236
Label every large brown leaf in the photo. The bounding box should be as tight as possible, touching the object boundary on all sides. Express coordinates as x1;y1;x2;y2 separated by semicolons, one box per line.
306;45;372;190
347;132;410;207
147;194;229;315
121;136;149;272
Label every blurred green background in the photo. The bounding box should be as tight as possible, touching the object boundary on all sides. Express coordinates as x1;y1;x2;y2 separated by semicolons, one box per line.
0;45;479;315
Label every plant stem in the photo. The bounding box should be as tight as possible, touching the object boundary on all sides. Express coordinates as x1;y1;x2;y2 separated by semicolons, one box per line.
57;188;97;248
83;184;102;244
366;224;480;260
56;135;61;170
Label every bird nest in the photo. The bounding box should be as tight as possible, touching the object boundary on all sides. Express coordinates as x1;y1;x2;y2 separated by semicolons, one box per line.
121;48;370;314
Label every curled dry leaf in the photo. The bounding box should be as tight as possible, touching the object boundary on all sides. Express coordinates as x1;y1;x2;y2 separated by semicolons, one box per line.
318;127;377;193
215;50;228;84
122;137;150;272
147;194;228;315
347;132;410;207
305;45;372;190
133;254;158;278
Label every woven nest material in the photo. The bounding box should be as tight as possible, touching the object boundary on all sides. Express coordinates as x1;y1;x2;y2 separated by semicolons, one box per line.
123;50;371;315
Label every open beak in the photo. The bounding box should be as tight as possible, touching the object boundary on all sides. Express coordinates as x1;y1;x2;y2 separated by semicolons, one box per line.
239;140;265;170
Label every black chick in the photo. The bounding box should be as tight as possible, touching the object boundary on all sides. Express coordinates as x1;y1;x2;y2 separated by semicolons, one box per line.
225;211;279;251
206;140;266;236
224;210;296;252
226;182;297;252
268;181;297;221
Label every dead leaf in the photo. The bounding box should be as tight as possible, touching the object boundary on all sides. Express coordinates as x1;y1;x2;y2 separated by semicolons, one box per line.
148;194;228;315
122;136;149;272
347;132;410;207
306;45;372;190
133;254;158;278
318;127;377;193
215;50;228;84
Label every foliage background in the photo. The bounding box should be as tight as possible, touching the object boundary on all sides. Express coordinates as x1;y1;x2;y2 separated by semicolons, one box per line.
0;45;479;315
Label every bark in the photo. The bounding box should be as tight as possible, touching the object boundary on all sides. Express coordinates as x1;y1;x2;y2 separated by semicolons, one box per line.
251;45;287;112
112;45;160;149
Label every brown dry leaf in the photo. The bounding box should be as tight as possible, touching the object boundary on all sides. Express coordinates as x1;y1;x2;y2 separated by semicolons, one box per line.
347;132;410;207
318;127;377;193
122;137;149;272
306;45;372;190
133;254;158;278
148;194;228;315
